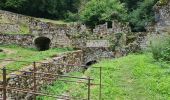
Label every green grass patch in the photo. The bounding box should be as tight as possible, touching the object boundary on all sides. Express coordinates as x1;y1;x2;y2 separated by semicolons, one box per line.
0;45;73;72
0;52;6;59
19;23;30;34
0;17;10;24
36;18;70;25
37;72;84;100
83;54;170;100
40;53;170;100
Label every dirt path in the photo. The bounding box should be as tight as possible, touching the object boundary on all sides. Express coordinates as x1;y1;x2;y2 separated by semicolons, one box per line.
0;48;16;67
114;65;160;100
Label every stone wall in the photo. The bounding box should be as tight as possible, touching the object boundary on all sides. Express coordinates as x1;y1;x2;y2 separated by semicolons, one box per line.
32;26;72;48
83;47;114;64
154;0;170;33
0;10;30;24
0;10;136;60
0;24;20;34
93;20;131;35
126;32;149;53
0;50;83;99
0;34;34;47
0;10;132;51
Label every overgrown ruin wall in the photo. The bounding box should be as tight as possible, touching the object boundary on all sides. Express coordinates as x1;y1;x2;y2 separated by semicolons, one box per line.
0;50;83;99
0;24;20;34
0;10;131;49
154;0;170;33
0;34;34;47
0;9;143;60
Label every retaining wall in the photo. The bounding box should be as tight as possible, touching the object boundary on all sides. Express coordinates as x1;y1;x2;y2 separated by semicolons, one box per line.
0;50;83;99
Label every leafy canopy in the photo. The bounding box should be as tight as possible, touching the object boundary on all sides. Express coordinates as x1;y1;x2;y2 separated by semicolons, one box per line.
79;0;126;28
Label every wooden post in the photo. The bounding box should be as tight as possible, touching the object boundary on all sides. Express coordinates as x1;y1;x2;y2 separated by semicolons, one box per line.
99;67;102;100
3;67;6;100
33;62;36;100
87;77;91;100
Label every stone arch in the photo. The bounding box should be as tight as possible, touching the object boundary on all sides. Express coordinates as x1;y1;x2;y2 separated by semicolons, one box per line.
85;60;97;67
34;37;51;51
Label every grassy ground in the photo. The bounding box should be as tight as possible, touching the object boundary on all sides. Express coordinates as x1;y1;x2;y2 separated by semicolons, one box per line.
36;18;70;25
37;72;84;100
0;45;73;72
39;53;170;100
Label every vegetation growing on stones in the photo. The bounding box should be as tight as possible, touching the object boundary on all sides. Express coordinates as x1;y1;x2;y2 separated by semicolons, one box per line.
158;0;169;5
150;34;170;62
0;0;160;32
0;0;170;99
0;45;73;72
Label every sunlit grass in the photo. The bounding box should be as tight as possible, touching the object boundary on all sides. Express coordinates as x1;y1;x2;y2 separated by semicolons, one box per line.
0;45;73;72
39;53;170;100
36;18;70;25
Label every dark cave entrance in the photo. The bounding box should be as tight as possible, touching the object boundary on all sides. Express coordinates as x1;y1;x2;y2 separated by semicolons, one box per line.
85;60;97;69
34;37;51;51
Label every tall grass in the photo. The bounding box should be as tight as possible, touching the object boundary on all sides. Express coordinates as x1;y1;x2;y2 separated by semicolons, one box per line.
150;34;170;62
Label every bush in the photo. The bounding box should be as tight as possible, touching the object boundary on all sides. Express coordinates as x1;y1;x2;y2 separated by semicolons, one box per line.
65;12;79;22
150;35;170;62
79;0;126;28
127;0;158;32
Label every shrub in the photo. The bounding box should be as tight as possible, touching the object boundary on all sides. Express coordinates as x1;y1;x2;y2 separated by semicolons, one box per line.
65;12;79;22
79;0;126;28
150;34;170;62
127;0;158;32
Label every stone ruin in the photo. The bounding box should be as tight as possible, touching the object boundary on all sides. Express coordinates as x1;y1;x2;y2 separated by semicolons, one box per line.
0;9;131;55
0;2;169;99
154;0;170;34
0;2;170;59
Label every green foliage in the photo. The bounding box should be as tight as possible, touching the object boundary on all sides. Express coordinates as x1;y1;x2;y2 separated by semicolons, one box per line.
65;12;79;22
79;0;126;28
37;72;83;100
0;52;6;59
80;0;158;31
120;0;143;11
150;35;170;62
5;0;26;9
0;0;161;31
0;0;81;19
127;0;158;32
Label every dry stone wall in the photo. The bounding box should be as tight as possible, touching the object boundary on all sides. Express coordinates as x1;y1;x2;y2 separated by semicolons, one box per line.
0;34;34;47
93;20;131;35
154;0;170;33
0;24;20;34
0;9;132;50
0;9;141;60
0;50;83;99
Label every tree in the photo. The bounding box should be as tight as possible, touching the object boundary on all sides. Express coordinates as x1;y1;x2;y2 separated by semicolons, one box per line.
120;0;143;11
0;0;81;19
79;0;126;28
127;0;158;32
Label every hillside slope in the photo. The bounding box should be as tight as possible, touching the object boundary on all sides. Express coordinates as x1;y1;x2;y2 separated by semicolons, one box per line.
39;53;170;100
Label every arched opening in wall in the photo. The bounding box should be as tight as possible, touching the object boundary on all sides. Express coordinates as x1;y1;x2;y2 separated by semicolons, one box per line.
34;37;51;51
107;21;112;28
85;60;97;69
